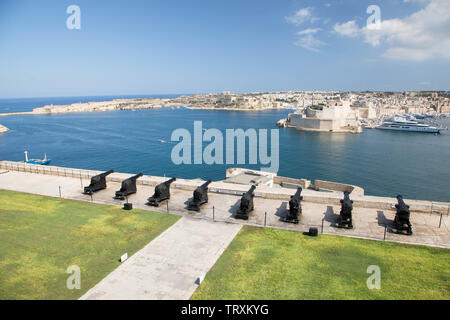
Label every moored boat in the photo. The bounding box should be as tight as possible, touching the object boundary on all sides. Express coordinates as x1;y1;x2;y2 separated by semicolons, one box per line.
24;151;51;165
376;115;440;133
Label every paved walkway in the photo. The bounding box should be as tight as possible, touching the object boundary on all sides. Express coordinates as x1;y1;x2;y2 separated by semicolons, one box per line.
80;217;241;300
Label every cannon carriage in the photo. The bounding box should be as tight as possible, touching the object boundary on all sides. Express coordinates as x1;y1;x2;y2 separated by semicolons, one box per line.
338;191;353;229
283;187;303;224
392;195;413;235
235;185;256;220
83;169;114;195
113;173;143;200
187;179;212;211
147;177;176;207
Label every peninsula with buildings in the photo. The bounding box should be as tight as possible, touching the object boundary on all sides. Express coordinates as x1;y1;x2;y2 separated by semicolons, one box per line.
0;92;449;133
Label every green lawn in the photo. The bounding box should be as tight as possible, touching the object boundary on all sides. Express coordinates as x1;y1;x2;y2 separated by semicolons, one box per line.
0;189;180;300
192;226;450;300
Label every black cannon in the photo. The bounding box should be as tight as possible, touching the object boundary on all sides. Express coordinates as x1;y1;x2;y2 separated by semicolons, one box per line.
338;191;353;229
393;195;413;235
147;177;176;207
284;187;303;224
83;169;114;195
113;173;143;200
235;185;256;220
187;179;212;211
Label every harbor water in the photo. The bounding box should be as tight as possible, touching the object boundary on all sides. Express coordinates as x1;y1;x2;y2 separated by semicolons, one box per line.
0;97;449;202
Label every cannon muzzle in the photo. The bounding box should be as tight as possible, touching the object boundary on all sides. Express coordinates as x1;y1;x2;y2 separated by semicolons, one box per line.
164;177;176;186
247;185;256;195
293;187;303;199
200;179;212;190
99;169;114;177
129;172;144;181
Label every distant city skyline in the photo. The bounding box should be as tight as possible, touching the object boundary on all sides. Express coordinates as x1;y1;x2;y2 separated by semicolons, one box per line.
0;0;449;98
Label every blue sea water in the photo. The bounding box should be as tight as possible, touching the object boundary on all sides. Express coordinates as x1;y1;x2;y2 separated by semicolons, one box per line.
0;96;449;202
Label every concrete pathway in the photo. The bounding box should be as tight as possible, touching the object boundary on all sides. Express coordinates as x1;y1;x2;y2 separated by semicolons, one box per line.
80;217;241;300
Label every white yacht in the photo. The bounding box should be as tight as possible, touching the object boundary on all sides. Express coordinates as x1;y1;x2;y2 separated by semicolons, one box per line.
376;115;440;133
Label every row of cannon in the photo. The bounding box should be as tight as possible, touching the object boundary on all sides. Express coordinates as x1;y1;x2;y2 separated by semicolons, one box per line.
82;170;413;235
81;170;210;211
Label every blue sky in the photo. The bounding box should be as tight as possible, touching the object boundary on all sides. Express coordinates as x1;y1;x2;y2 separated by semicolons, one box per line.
0;0;449;98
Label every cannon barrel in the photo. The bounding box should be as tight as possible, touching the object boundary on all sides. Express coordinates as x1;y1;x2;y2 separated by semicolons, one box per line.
245;185;256;195
396;195;408;208
343;191;350;201
127;172;144;181
199;179;212;190
97;169;114;178
293;187;302;200
163;177;176;186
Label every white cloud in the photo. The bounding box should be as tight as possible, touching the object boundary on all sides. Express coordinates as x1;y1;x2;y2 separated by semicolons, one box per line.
297;28;321;35
285;7;318;25
286;8;323;52
333;20;359;37
334;0;450;61
294;34;325;52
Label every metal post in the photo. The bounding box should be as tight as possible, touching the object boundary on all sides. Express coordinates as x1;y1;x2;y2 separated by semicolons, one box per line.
90;194;93;203
439;213;443;228
59;186;61;198
384;225;387;241
166;201;169;213
213;206;215;221
264;212;267;226
321;218;324;233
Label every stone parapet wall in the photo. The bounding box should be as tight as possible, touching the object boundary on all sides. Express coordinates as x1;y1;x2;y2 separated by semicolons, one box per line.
0;161;448;215
313;179;365;196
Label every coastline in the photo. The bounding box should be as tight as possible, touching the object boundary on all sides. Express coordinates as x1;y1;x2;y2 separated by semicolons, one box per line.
186;105;283;112
0;98;282;117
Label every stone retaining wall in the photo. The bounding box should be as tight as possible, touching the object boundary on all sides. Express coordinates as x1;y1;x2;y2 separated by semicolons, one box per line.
0;161;447;215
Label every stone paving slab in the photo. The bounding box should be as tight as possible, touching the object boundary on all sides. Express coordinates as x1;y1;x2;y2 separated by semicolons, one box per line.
79;217;242;300
0;170;449;248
